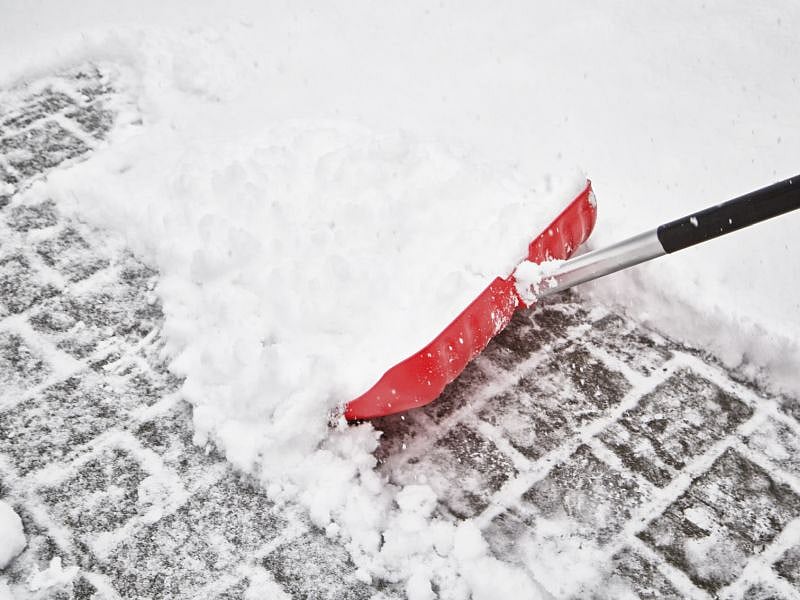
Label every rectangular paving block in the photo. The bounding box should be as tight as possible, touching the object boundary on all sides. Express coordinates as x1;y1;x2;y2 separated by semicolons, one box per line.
36;226;110;283
774;544;800;588
586;313;673;375
27;263;163;358
744;418;800;479
104;471;286;599
1;88;76;131
7;199;59;232
263;531;373;600
480;344;631;461
522;444;646;545
0;120;89;179
65;102;114;140
600;369;753;487
133;400;225;484
639;448;800;593
0;253;60;314
0;374;135;476
602;546;682;599
38;446;149;540
480;301;586;370
421;360;488;424
391;423;517;519
0;330;50;398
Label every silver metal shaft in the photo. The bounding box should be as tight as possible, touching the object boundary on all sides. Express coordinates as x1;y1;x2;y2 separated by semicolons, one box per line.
536;229;665;298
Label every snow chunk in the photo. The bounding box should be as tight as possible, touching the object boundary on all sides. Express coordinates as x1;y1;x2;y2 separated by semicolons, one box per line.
27;557;79;592
406;571;435;600
0;501;25;569
514;258;565;304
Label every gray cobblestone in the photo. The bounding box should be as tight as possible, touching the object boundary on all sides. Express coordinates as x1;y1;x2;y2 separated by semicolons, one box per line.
600;369;753;487
480;344;631;460
774;544;800;587
639;448;800;593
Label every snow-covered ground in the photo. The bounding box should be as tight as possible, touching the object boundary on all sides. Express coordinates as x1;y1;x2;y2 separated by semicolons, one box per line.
1;2;799;598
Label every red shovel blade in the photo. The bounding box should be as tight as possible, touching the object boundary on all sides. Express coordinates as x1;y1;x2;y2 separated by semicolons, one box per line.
344;181;597;420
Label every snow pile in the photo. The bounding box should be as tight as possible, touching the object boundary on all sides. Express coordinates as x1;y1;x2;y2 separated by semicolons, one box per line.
2;0;800;596
41;114;577;475
0;501;25;570
15;24;575;594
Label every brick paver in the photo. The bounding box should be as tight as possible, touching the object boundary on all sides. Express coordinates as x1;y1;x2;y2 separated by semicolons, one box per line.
1;64;799;599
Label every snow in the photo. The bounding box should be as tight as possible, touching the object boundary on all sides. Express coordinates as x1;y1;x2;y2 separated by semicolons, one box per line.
0;581;13;600
0;501;25;570
26;557;79;592
2;0;799;596
514;259;565;305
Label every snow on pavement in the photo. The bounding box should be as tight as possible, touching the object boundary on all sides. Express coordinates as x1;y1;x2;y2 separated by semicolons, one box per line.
0;2;799;598
0;501;25;570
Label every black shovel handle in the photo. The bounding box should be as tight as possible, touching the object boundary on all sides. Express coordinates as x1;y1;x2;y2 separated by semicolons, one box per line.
657;174;800;254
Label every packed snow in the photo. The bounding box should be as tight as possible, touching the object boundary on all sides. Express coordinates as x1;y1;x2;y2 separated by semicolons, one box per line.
514;259;565;305
2;0;799;597
0;501;25;570
26;557;79;593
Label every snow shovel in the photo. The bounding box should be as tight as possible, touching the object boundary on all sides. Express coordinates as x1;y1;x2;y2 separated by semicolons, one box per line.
345;174;800;421
519;174;800;300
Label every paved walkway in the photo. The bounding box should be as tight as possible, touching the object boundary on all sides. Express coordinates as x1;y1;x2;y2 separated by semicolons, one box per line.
0;65;798;599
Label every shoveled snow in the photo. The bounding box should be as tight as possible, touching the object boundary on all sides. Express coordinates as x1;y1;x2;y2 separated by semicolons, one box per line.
0;501;25;570
2;1;799;597
37;116;579;476
27;557;78;592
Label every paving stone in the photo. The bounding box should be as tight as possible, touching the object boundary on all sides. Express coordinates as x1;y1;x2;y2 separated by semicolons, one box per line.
1;88;76;131
774;544;800;587
65;102;114;140
0;120;89;179
421;360;488;423
215;578;250;599
481;300;586;370
0;253;60;314
0;164;19;208
28;267;162;358
639;448;800;593
36;226;110;282
133;401;225;484
0;502;78;589
263;532;372;600
779;396;800;425
372;407;431;465
7;199;59;232
104;471;286;599
744;418;800;479
0;330;50;396
0;375;135;476
738;583;791;599
523;444;646;544
72;67;114;103
393;423;517;519
597;546;682;599
39;447;149;540
479;344;631;460
587;313;673;375
600;369;753;487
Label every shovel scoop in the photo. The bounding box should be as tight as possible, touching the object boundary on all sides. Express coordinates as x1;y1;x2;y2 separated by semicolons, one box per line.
345;174;800;421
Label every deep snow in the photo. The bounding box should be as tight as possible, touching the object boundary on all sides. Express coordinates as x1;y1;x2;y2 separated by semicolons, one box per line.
2;1;799;597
